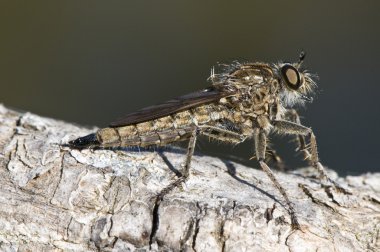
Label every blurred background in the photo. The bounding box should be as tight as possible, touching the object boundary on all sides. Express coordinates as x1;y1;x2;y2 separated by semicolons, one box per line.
1;1;379;175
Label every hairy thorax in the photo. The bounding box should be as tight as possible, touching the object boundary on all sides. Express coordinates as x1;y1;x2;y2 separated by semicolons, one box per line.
220;80;281;135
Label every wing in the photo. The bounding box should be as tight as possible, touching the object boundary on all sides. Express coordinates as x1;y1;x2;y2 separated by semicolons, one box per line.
109;86;234;127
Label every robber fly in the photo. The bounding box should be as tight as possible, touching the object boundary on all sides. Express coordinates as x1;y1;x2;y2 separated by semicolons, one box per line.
69;52;345;229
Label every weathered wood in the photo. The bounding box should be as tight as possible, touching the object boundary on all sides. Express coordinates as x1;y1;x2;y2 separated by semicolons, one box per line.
0;104;379;251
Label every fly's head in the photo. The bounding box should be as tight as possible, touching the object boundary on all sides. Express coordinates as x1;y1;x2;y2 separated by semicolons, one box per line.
275;52;317;107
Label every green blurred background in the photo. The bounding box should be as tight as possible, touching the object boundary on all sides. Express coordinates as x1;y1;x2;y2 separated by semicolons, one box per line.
1;1;379;175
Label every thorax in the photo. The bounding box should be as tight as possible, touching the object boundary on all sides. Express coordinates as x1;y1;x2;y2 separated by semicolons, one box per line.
218;81;281;132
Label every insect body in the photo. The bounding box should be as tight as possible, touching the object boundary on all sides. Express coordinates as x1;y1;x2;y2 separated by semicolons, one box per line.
69;53;344;229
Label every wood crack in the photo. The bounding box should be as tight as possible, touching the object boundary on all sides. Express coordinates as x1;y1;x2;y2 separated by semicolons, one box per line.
299;183;337;212
191;202;201;252
149;196;161;248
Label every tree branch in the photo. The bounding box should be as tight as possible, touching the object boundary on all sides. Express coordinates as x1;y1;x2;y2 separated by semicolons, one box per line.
0;104;379;251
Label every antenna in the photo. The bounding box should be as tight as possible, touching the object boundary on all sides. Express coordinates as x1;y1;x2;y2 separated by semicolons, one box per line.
297;51;306;68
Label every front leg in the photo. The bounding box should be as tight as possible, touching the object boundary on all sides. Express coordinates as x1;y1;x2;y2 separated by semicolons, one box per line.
272;120;349;193
284;109;312;162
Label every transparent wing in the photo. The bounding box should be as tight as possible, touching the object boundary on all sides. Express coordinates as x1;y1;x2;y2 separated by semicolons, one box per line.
109;86;234;127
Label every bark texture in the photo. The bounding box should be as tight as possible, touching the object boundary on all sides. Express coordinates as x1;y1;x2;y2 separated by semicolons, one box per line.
0;104;379;252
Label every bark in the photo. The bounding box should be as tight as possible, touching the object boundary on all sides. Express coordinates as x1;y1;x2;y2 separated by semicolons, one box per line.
0;104;379;252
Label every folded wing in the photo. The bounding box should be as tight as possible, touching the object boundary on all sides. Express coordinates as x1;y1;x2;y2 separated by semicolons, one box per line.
109;86;234;127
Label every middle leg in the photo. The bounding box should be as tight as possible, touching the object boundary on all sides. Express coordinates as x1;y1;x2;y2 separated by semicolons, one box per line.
265;146;286;171
253;128;300;229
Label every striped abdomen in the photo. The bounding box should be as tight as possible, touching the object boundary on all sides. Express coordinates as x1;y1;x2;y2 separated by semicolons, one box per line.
96;104;226;148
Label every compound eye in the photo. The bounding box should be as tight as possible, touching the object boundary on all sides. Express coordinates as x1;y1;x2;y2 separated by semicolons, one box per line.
281;64;302;90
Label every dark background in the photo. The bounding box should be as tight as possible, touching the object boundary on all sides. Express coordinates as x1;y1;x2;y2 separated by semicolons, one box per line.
1;1;379;175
